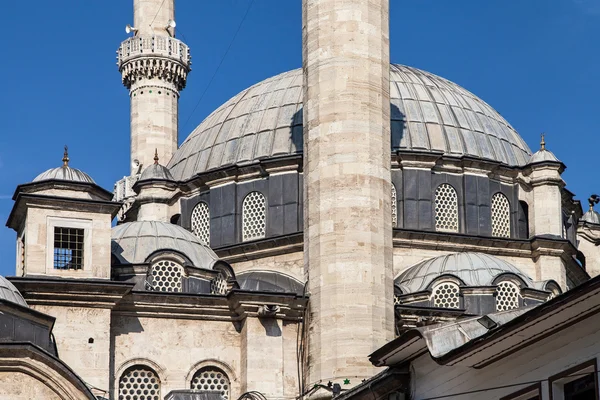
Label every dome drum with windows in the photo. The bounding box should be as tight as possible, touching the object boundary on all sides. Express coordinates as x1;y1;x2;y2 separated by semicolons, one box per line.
394;253;561;319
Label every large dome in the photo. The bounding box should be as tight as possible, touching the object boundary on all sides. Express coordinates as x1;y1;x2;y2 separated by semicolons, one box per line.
169;64;531;181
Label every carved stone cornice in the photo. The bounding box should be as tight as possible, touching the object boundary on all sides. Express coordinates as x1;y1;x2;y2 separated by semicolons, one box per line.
117;35;191;91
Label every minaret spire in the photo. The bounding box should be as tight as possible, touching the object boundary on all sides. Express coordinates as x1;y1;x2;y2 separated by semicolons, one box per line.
117;0;191;175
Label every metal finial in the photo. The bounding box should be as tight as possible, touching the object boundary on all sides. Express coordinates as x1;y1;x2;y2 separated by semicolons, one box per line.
62;145;69;167
154;148;159;164
540;133;546;151
589;194;599;210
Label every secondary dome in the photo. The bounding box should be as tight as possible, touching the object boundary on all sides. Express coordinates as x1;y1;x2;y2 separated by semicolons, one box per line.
33;166;95;184
0;276;28;308
111;221;219;269
395;252;533;293
169;64;531;181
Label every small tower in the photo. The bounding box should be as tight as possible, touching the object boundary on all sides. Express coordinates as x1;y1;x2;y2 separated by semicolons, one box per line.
6;147;120;279
117;0;191;176
523;134;568;287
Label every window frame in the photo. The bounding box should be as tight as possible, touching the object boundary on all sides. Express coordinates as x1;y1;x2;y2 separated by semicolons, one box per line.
190;201;211;246
434;183;459;233
191;366;231;400
491;192;512;238
495;279;522;312
241;191;267;242
391;184;398;228
118;364;161;400
45;217;92;275
430;279;461;309
549;359;599;400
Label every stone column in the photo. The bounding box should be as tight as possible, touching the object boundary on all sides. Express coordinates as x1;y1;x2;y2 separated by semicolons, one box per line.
118;0;191;175
302;0;394;390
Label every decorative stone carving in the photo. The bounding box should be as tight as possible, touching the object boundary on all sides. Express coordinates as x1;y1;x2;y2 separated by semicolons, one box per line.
117;35;191;91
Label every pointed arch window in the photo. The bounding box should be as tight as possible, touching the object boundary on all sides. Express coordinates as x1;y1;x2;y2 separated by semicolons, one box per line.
242;191;266;242
118;365;160;400
147;259;183;293
191;202;210;246
391;184;398;228
434;184;459;233
491;193;511;238
191;367;231;400
496;281;520;311
431;281;460;309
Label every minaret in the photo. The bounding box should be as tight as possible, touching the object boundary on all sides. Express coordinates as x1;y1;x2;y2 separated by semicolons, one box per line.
117;0;191;175
303;0;394;391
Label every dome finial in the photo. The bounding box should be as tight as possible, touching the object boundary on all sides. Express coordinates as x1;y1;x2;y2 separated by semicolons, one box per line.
62;145;69;167
540;133;546;151
154;148;159;164
589;194;599;211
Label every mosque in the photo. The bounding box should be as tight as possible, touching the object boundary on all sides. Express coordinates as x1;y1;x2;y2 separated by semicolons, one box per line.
3;1;600;399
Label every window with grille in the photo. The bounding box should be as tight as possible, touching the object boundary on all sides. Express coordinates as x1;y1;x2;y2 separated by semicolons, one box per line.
53;227;84;270
148;260;183;292
211;272;228;295
242;191;266;242
191;367;230;400
496;281;520;311
434;184;459;233
491;193;511;238
191;202;210;246
391;184;398;227
118;365;160;400
431;282;460;309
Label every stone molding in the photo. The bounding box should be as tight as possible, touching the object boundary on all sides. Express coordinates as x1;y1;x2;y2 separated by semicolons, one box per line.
117;35;191;91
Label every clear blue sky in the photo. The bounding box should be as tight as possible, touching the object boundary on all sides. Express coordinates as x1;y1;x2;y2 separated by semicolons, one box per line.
0;0;598;276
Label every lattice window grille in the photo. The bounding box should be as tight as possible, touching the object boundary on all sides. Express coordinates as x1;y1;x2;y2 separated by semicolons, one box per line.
118;365;160;400
148;260;183;293
191;202;210;246
211;273;228;295
242;192;266;242
431;282;460;309
191;367;230;400
491;193;511;238
496;281;520;311
393;295;401;305
434;184;459;233
391;185;398;227
53;227;84;270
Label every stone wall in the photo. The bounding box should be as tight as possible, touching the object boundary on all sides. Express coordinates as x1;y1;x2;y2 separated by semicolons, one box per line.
0;371;61;400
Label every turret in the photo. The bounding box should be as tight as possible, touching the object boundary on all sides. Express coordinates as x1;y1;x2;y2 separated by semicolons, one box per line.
117;0;191;176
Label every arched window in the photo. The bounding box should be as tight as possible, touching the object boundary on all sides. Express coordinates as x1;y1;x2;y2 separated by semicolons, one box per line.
242;191;266;242
434;184;459;233
491;193;511;238
191;367;231;400
118;365;160;400
431;281;460;309
496;281;520;311
148;260;183;293
211;272;228;295
191;202;210;246
391;184;398;228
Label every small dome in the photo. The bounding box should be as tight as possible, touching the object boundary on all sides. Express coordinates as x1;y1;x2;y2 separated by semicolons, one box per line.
236;270;305;295
33;166;95;184
529;149;560;164
581;209;600;225
0;277;28;308
395;252;533;293
111;221;219;269
169;64;532;181
139;163;175;182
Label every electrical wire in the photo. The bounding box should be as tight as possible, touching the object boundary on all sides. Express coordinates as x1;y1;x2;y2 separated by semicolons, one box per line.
182;0;255;130
149;0;168;29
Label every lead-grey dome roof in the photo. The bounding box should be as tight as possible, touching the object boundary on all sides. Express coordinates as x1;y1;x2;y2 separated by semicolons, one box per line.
529;149;560;164
395;252;534;293
33;166;95;184
581;209;600;225
111;221;219;269
236;270;305;295
0;277;28;308
169;64;532;181
139;163;175;182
